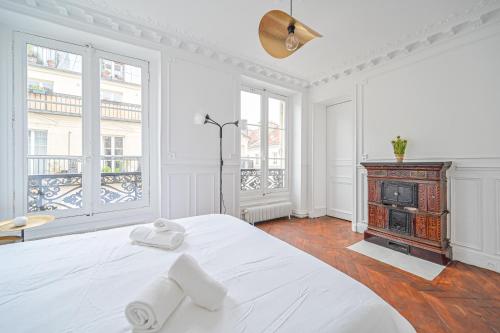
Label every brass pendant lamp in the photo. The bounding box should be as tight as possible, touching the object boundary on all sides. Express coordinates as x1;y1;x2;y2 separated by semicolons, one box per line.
259;0;322;58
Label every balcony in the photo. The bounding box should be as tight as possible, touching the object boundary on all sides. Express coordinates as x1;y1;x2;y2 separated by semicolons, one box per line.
27;156;142;212
240;169;285;191
28;91;141;122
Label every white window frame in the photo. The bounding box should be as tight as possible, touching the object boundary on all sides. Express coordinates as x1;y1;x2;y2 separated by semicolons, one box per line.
240;86;290;200
93;49;150;213
13;32;151;219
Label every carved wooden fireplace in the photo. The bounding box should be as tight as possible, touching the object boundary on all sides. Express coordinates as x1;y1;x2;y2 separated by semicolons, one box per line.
361;162;452;264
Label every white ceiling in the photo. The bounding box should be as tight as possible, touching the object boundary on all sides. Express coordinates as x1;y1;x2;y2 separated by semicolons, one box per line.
78;0;498;81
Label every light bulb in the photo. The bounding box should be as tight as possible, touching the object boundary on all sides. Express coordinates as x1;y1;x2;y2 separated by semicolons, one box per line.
285;24;299;51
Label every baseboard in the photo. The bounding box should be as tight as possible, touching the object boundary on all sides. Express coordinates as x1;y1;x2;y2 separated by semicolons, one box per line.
327;208;352;221
452;244;500;273
309;207;327;218
292;209;309;218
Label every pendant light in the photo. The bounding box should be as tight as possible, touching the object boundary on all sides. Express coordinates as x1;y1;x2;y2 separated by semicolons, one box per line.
259;0;322;58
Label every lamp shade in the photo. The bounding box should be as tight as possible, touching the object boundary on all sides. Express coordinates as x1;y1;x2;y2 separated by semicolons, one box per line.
259;10;322;59
239;119;248;131
193;113;206;125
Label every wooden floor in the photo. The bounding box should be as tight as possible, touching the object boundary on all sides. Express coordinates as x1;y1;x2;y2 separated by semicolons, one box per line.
257;216;500;333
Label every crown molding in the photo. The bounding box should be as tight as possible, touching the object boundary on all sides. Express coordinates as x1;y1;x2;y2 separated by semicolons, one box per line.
310;2;500;87
2;0;500;90
0;0;311;89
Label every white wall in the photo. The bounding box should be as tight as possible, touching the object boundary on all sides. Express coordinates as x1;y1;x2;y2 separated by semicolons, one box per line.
161;56;240;218
310;23;500;272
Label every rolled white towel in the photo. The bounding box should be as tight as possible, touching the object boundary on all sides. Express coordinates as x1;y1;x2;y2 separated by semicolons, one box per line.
125;276;184;333
169;253;227;311
153;218;186;233
130;226;184;250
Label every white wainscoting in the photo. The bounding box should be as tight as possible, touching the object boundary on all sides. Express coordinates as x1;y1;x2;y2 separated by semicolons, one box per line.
162;164;239;219
448;163;500;272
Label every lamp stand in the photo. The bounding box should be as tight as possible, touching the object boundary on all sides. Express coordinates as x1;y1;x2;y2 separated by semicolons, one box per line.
202;114;238;214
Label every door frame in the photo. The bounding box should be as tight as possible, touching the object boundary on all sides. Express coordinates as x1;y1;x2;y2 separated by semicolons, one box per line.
325;99;354;221
308;87;360;232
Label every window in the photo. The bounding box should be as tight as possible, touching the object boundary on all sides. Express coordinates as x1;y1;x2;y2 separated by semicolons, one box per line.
101;136;125;172
240;88;288;194
15;34;149;217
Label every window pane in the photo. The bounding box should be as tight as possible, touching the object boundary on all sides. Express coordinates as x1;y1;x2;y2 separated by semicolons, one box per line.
241;91;262;192
26;44;83;212
268;158;286;189
241;125;261;159
268;97;285;129
100;58;142;204
268;128;285;160
241;91;261;125
268;98;286;190
241;124;261;191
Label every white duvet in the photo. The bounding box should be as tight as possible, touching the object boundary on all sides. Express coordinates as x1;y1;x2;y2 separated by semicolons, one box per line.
0;214;415;333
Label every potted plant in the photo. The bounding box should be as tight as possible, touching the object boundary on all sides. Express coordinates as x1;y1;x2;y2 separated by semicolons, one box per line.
391;136;407;163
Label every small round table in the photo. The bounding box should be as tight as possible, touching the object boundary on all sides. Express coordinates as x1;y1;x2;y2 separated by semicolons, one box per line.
0;215;55;243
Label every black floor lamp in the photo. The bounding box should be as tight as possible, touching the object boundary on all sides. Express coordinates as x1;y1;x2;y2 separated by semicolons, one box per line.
194;113;239;214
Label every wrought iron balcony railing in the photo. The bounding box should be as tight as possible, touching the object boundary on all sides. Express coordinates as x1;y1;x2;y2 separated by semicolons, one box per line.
27;91;141;122
27;156;142;212
240;168;285;191
28;155;141;175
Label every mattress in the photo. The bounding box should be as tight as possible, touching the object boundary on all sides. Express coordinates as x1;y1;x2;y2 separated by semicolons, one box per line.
0;214;415;333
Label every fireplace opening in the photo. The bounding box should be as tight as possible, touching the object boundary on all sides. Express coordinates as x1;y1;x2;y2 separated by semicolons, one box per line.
388;209;411;235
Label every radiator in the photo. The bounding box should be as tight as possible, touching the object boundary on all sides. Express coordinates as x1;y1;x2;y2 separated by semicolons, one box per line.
241;202;292;224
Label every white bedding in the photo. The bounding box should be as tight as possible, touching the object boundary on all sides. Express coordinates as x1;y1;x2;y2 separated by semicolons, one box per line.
0;214;415;333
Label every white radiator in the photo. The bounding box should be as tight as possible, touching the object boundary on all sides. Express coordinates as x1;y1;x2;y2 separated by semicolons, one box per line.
241;202;292;224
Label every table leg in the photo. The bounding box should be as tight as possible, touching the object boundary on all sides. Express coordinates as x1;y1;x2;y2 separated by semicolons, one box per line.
21;229;24;242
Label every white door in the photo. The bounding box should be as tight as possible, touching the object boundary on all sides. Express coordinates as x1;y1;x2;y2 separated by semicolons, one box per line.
326;101;354;221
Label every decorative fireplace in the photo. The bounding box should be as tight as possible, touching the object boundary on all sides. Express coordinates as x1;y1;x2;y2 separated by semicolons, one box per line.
361;162;452;264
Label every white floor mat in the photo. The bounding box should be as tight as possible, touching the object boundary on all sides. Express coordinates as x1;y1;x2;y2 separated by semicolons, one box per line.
348;240;446;281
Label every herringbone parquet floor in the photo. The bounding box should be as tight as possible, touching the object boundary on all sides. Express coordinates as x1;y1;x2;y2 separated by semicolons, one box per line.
257;216;500;333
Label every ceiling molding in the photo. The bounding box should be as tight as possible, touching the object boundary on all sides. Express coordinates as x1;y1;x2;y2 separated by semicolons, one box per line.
0;0;311;89
310;3;500;87
1;0;500;90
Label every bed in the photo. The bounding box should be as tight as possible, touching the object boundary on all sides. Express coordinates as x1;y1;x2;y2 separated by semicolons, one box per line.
0;214;415;333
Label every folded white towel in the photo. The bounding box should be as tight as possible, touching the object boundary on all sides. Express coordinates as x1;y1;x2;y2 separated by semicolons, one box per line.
153;218;186;233
125;276;184;333
130;226;184;250
169;253;227;311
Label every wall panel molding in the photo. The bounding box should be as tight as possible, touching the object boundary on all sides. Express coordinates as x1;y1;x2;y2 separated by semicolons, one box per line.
162;165;239;219
451;177;484;251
